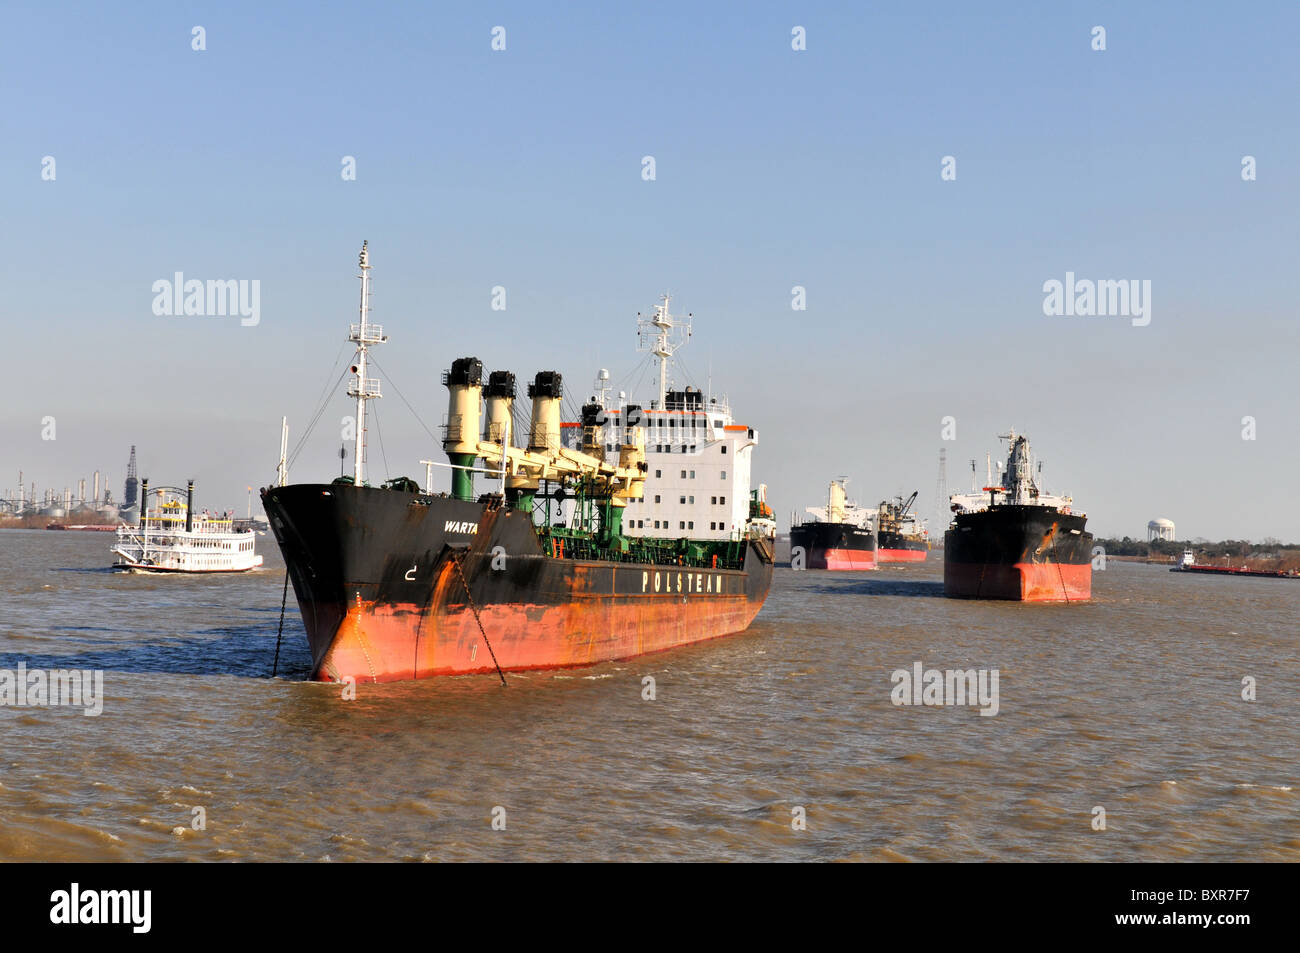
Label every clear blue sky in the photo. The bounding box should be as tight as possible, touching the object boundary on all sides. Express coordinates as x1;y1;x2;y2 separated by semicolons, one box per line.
4;1;1298;540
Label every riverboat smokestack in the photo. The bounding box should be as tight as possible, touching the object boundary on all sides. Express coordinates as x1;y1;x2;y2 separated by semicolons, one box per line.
140;479;148;528
186;480;194;533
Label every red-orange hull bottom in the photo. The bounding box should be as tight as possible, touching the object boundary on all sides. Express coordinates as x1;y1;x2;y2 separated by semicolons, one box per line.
877;548;928;563
815;548;877;571
317;593;764;682
944;561;1091;601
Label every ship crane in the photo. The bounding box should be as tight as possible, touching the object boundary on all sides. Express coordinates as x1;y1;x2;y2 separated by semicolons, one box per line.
470;437;647;502
442;358;647;507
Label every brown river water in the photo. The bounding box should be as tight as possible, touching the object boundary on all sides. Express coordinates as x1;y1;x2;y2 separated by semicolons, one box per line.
1;529;1296;862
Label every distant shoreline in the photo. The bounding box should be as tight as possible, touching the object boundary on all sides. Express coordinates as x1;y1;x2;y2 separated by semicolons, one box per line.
0;517;118;531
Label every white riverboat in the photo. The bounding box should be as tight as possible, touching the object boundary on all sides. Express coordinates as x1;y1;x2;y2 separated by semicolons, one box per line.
112;480;263;573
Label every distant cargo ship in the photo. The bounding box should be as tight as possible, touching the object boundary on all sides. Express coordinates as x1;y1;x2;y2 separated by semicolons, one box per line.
789;479;877;570
875;491;929;563
1170;549;1299;578
944;432;1092;601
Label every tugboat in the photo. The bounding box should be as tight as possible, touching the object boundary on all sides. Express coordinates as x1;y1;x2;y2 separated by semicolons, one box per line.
261;243;774;683
1170;548;1300;578
875;491;929;563
113;480;262;573
789;479;877;570
944;432;1092;601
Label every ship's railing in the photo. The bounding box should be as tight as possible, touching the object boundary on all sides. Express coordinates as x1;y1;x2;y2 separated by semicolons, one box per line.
347;378;382;398
125;517;245;531
349;323;385;344
117;525;251;544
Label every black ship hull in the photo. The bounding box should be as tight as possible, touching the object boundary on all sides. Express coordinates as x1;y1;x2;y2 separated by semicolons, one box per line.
876;530;928;563
789;521;877;570
944;505;1092;601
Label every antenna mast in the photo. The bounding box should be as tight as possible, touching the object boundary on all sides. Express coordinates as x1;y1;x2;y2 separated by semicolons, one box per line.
594;368;612;409
347;241;386;486
637;293;691;408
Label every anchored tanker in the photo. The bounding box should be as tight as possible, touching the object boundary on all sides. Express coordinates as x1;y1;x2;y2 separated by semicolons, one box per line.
789;480;877;570
262;244;774;683
943;432;1092;601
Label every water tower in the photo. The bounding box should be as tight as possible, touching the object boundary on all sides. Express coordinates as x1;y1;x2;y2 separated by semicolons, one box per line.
1147;518;1175;542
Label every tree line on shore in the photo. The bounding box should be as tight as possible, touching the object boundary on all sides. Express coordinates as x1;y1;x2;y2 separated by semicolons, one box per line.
1098;536;1300;571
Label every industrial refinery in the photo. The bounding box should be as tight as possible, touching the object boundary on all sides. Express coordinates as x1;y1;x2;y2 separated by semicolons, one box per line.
5;446;144;525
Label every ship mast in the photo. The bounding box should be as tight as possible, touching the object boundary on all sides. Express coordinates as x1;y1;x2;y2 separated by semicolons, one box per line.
276;417;289;487
347;241;386;485
637;293;691;409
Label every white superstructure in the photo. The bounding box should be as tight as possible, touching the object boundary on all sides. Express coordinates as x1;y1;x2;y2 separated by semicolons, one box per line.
948;431;1080;518
561;294;761;541
801;479;875;529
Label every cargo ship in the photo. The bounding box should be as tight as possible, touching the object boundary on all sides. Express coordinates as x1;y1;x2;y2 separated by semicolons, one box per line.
875;491;929;563
789;480;877;570
944;432;1092;601
261;245;774;683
